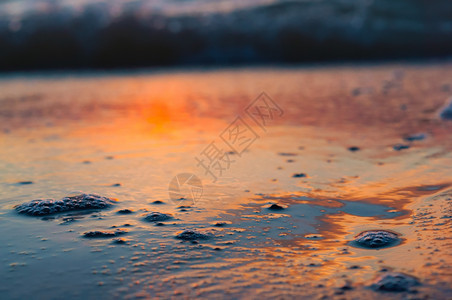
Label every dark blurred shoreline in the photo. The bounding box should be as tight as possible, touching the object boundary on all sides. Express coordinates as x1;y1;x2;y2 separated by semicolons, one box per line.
1;0;451;72
1;58;452;78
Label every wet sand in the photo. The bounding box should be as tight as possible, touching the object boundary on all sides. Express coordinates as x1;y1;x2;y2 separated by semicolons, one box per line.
0;63;451;299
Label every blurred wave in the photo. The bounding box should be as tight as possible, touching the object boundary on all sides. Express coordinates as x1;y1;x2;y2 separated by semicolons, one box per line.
0;0;451;70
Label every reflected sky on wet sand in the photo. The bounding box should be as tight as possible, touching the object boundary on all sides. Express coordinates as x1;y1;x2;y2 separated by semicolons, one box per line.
0;64;451;299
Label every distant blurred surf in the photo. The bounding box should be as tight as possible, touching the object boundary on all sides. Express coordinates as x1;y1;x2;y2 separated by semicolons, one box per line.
0;0;451;71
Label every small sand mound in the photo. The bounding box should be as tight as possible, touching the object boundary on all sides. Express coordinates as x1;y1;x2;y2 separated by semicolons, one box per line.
213;221;231;227
143;212;173;222
350;230;401;249
176;230;212;240
403;133;426;142
267;204;285;211
83;230;127;238
393;144;410;151
117;209;133;214
15;193;116;216
112;238;129;244
292;173;307;178
16;181;34;185
370;272;420;292
348;146;360;152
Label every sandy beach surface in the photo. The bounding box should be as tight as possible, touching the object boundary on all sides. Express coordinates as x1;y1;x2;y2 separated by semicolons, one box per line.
0;63;451;299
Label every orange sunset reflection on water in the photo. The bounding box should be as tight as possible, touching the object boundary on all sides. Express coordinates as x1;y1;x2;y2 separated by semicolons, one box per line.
0;65;451;298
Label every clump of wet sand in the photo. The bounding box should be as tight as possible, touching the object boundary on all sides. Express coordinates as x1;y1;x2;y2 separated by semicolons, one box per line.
15;194;116;216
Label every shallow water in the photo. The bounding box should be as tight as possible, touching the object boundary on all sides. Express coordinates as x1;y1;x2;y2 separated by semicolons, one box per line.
0;64;452;299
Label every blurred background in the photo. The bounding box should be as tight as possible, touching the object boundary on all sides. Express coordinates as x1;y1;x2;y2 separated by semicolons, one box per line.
1;0;452;71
